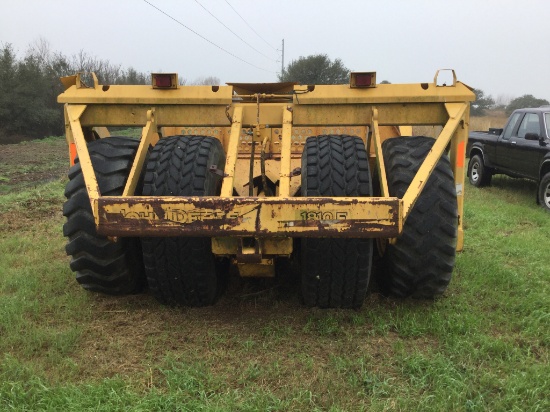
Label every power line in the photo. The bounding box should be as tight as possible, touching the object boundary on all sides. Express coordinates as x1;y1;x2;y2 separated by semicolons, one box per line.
142;0;275;73
194;0;276;62
224;0;278;52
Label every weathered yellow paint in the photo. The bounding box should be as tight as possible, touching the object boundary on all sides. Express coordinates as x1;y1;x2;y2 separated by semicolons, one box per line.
221;106;243;197
448;103;470;252
97;196;401;238
371;107;389;197
401;102;468;221
212;237;293;256
123;108;159;196
60;72;475;260
59;84;233;105
279;106;293;197
293;82;473;105
66;104;99;202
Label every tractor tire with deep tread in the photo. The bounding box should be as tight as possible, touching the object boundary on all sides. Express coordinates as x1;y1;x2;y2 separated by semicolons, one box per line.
379;136;458;298
301;134;373;308
63;136;146;295
468;154;492;187
141;135;226;307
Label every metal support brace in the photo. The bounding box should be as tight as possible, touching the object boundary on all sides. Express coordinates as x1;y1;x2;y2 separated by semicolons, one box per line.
401;102;468;221
371;107;389;197
123;108;159;196
66;104;100;211
221;106;243;197
278;106;293;197
447;102;469;251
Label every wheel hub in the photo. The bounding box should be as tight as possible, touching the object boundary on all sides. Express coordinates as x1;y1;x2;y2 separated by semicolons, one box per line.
471;162;479;182
544;182;550;208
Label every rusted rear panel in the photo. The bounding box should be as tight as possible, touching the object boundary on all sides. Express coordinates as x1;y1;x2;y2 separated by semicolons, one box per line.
59;71;475;252
97;196;401;238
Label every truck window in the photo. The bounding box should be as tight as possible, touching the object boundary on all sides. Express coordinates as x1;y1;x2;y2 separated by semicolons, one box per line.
545;113;550;138
503;112;522;140
517;113;540;138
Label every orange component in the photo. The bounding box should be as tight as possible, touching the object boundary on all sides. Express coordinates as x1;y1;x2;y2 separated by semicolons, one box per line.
457;141;465;168
69;142;77;166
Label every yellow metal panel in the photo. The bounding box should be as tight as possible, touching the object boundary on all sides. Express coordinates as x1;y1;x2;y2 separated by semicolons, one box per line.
292;103;453;126
77;103;462;128
66;105;99;201
221;106;243;197
398;125;413;136
401;102;468;221
238;103;290;126
279;106;293;197
448;104;470;252
93;127;110;138
123;108;159;196
293;82;475;104
371;108;389;197
60;75;475;255
58;84;233;105
79;105;231;127
97;196;401;238
66;104;101;224
212;237;292;255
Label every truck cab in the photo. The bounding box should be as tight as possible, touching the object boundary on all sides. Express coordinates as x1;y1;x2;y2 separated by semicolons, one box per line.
494;109;549;178
467;107;550;210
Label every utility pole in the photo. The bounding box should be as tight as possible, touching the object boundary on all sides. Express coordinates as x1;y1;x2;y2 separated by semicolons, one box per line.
281;39;285;78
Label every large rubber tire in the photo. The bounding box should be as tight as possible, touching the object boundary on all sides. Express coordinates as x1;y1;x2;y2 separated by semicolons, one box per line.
468;154;492;187
63;136;146;294
141;135;226;306
379;136;458;298
300;135;373;308
538;172;550;212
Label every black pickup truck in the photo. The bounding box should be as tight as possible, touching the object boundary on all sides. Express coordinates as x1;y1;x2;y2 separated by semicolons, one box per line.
467;107;550;211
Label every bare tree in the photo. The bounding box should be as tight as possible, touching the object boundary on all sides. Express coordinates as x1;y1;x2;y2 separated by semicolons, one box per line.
494;94;515;109
190;76;220;86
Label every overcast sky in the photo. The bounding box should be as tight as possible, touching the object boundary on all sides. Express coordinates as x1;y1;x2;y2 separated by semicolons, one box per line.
2;0;549;102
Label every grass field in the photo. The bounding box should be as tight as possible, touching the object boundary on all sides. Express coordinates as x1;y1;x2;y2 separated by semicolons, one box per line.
0;135;548;411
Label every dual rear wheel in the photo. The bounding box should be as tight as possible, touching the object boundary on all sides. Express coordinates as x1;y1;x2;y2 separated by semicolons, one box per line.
63;135;458;307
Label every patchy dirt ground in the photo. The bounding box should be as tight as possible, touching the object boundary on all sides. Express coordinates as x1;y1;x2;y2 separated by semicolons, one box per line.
0;137;68;193
0;137;406;386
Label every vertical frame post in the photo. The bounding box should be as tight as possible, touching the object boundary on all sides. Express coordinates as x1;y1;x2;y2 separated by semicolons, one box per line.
221;106;243;197
278;106;293;197
448;104;469;251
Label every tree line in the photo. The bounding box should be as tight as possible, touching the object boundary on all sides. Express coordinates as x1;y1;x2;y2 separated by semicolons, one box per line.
1;42;548;143
0;41;220;143
471;88;549;117
0;41;156;142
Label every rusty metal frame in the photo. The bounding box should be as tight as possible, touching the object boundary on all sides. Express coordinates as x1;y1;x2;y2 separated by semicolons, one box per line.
97;196;402;237
59;74;474;251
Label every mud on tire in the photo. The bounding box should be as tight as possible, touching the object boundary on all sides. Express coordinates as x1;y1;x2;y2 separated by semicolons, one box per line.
379;136;458;298
141;135;226;307
300;134;373;308
63;136;146;295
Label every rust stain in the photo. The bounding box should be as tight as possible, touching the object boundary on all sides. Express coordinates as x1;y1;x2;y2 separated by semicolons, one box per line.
97;196;400;238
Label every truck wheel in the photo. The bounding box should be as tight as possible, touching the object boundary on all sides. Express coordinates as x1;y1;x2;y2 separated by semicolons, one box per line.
141;135;226;306
301;135;373;308
63;136;146;294
538;172;550;211
468;154;492;187
379;136;458;298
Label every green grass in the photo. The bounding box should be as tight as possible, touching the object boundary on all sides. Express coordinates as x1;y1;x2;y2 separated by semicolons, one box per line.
0;140;548;411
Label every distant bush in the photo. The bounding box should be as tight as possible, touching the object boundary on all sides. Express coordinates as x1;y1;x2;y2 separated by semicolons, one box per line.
471;88;495;116
0;40;150;142
505;94;550;116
